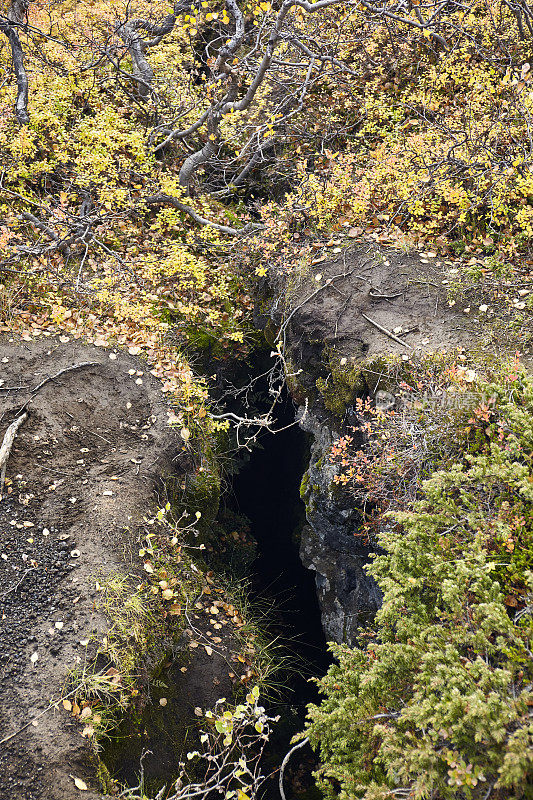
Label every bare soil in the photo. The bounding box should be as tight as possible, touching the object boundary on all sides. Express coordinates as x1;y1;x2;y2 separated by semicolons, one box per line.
282;244;533;387
0;336;241;800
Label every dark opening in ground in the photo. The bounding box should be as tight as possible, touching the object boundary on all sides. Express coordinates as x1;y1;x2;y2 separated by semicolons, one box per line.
226;392;329;704
221;389;329;800
101;383;329;798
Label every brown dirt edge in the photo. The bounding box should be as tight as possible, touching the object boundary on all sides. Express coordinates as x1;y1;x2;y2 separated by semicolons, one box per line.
0;335;234;800
279;244;533;399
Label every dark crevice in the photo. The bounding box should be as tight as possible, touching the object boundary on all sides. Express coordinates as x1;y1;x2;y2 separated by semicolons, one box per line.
101;375;330;797
223;388;329;800
225;390;329;702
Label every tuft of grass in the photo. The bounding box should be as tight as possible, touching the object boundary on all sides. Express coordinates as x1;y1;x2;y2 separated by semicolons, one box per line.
223;578;297;701
96;572;158;678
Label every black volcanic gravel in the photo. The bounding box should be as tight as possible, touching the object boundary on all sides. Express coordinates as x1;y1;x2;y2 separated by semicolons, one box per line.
0;499;74;680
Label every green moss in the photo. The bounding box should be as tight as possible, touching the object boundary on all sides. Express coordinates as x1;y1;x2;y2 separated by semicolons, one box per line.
183;458;221;526
94;760;116;794
300;470;310;500
169;443;222;544
315;351;399;416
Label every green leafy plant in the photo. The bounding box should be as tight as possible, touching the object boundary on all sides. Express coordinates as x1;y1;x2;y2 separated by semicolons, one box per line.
306;366;533;799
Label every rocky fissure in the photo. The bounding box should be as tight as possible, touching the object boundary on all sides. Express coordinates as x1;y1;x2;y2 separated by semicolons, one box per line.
1;242;530;798
297;408;382;644
265;243;526;645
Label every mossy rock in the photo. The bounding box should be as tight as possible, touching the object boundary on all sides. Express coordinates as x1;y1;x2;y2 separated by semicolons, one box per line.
300;469;310;501
315;351;437;417
314;352;367;417
94;759;117;794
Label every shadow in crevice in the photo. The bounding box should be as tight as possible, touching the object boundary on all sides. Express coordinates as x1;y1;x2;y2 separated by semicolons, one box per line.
224;391;330;799
226;392;329;700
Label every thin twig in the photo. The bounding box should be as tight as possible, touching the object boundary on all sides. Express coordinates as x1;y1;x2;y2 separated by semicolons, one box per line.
279;737;309;800
1;567;36;599
361;313;413;350
0;411;28;499
0;686;79;746
16;362;98;414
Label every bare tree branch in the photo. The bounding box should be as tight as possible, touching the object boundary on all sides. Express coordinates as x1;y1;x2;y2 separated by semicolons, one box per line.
1;1;30;124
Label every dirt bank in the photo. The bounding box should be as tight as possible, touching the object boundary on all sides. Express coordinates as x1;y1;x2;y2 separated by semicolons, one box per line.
0;336;241;799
